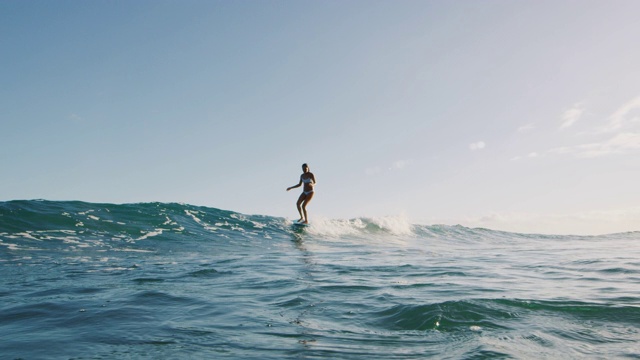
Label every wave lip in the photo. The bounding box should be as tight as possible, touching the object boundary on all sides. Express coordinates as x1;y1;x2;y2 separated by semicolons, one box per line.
3;200;638;242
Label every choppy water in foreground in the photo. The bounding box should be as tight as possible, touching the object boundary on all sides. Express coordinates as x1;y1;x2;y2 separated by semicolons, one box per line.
1;200;639;359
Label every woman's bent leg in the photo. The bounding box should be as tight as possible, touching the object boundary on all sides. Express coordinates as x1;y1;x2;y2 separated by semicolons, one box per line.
296;194;306;222
301;192;314;223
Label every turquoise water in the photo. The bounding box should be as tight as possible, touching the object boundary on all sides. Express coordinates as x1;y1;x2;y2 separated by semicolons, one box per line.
1;200;639;359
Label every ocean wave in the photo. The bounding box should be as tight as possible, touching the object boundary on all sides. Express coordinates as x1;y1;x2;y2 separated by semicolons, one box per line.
2;200;640;359
1;201;637;252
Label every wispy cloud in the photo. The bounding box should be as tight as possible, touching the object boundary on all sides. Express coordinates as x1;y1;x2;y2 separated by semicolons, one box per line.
510;152;539;161
596;95;640;133
365;159;413;176
560;103;584;130
517;123;535;133
469;141;486;151
549;132;640;158
518;96;640;160
392;159;412;169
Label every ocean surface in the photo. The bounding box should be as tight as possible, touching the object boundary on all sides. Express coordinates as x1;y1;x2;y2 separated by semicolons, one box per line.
1;200;639;359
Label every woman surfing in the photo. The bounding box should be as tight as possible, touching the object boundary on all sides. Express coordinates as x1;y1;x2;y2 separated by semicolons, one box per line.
286;163;316;224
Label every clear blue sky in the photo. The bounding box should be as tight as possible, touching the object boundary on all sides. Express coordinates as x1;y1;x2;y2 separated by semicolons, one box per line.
2;0;640;235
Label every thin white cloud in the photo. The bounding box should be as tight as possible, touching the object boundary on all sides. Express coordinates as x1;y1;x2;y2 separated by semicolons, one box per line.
560;103;584;130
469;141;486;151
549;132;640;158
597;95;640;133
539;96;640;159
365;159;413;175
392;159;412;169
510;152;540;161
517;123;535;133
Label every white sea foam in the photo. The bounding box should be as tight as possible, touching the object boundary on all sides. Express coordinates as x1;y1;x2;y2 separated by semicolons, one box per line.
136;229;164;241
0;240;20;251
185;210;218;232
302;217;362;238
230;213;267;229
365;215;414;235
304;215;415;238
11;232;41;241
162;216;172;225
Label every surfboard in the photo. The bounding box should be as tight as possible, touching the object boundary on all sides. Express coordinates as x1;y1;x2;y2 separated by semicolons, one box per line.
292;221;310;227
